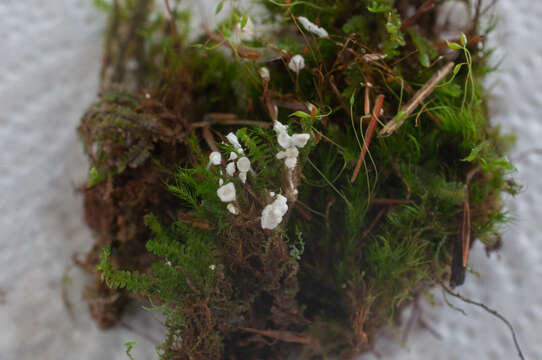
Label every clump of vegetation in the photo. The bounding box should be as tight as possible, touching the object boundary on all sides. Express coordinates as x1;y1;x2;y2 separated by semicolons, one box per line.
78;0;521;358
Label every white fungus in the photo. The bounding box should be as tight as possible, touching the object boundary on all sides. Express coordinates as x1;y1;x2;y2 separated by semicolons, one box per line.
209;264;216;271
237;17;256;41
219;178;224;186
209;151;222;165
226;162;236;176
277;131;292;149
239;171;247;184
237;157;251;172
259;67;270;81
227;203;240;215
226;132;244;153
288;54;305;73
217;182;236;202
229;151;238;161
261;194;289;230
276;146;299;160
273;121;288;133
272;120;310;170
291;133;310;148
284;157;297;169
297;16;329;38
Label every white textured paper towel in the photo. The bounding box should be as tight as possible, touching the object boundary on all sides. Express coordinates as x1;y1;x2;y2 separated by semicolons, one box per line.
0;1;540;359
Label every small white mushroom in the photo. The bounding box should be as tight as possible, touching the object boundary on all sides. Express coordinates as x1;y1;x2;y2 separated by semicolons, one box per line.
261;194;288;230
227;203;239;215
229;152;238;161
297;16;329;38
291;133;310;148
217;182;236;202
209;151;222;165
259;67;270;81
226;132;244;153
276;147;299;160
273;120;288;133
277;131;292;149
288;54;305;73
226;162;236;176
237;157;251;173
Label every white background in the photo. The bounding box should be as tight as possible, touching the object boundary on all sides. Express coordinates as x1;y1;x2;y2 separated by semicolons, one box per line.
0;1;540;359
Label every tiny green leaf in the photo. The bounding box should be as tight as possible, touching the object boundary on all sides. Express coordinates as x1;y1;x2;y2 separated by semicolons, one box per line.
289;111;312;119
87;166;106;188
460;33;468;47
367;0;393;13
124;340;138;360
394;110;407;123
453;63;463;77
447;41;463;50
462;143;485;162
241;13;248;28
350;90;356;107
216;1;224;14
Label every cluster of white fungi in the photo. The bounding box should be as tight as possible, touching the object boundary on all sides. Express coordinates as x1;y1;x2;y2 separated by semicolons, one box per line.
210;14;324;228
210;122;310;230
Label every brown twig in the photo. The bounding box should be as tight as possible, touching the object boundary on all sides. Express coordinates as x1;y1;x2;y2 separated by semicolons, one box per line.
351;94;384;183
400;0;435;32
239;328;313;345
380;62;454;136
202;26;261;60
164;0;181;50
177;211;211;230
294;203;313;221
191;113;271;129
202;127;219;152
329;75;349;114
441;283;525;360
362;207;387;240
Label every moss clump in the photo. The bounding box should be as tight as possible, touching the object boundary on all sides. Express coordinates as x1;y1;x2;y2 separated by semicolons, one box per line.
79;0;519;358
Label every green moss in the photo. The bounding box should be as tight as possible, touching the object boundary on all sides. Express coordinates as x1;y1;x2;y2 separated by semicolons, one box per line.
82;0;519;359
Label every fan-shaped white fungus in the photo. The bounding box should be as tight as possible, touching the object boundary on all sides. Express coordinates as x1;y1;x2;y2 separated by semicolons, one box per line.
261;194;288;230
237;157;251;172
288;54;305;73
297;16;329;38
217;182;236;202
226;132;244;153
276;147;299;160
209;151;222;165
226;162;236;176
259;67;270;81
227;203;239;215
291;133;310;148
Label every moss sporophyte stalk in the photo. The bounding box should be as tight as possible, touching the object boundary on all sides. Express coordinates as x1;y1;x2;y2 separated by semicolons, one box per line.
78;0;524;359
